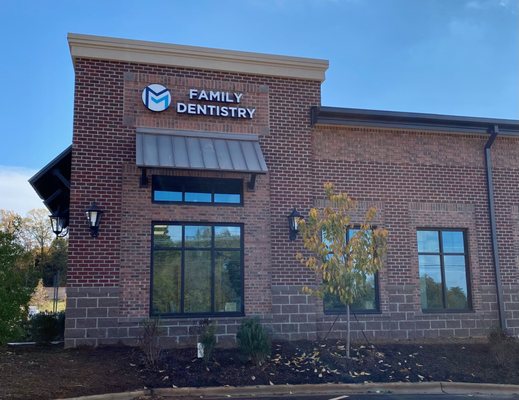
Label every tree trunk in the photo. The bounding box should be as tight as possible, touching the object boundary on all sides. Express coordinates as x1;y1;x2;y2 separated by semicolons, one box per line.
346;303;351;358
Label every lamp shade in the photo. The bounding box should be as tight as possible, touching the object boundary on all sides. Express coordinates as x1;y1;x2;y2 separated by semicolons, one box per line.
288;208;302;241
85;202;103;237
49;212;67;237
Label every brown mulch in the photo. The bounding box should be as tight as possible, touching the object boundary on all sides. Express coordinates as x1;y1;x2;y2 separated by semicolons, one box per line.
1;339;518;400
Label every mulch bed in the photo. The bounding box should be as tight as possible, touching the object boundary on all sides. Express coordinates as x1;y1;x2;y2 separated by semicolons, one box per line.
1;339;518;399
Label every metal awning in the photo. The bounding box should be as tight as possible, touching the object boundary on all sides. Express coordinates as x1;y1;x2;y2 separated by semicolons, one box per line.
29;146;72;228
136;129;268;174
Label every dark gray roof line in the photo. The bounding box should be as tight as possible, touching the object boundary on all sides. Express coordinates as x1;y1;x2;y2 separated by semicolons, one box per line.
311;106;519;136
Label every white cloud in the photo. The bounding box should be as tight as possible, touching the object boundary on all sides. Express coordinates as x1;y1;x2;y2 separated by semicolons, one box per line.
465;0;484;9
0;166;46;216
466;0;518;12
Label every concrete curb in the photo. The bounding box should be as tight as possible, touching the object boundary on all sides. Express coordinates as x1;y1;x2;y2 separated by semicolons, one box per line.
57;391;147;400
57;382;519;399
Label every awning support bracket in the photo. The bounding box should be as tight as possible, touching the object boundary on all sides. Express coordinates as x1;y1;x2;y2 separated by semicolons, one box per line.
140;168;148;188
247;173;257;192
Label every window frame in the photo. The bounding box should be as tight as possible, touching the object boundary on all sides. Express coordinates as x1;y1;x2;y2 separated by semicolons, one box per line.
323;227;381;315
151;176;244;206
417;228;472;313
150;221;245;318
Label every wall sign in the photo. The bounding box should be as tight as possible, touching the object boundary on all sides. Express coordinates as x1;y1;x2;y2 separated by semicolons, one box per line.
142;84;171;112
142;85;256;119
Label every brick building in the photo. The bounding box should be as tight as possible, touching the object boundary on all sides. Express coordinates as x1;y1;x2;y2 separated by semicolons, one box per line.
30;34;519;348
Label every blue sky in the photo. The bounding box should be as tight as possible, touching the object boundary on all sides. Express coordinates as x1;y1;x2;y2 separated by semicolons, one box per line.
0;0;518;214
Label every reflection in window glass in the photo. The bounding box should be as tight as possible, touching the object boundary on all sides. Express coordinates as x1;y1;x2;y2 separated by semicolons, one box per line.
442;231;465;253
215;251;242;312
184;250;211;313
185;226;211;248
152;223;243;316
444;255;468;309
152;176;242;205
323;227;378;313
153;225;182;248
419;255;442;309
417;229;470;311
214;193;241;203
152;250;181;314
215;226;241;248
417;231;439;253
154;191;182;202
185;192;212;203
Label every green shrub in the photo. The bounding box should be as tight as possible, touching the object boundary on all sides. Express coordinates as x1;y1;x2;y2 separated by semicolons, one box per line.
0;231;34;345
30;312;65;343
199;319;216;364
236;317;271;365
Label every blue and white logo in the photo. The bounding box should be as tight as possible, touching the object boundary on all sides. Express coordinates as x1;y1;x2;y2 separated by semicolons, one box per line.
142;84;171;112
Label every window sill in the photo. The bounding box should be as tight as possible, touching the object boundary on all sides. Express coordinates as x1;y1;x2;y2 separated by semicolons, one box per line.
420;308;474;314
324;309;381;316
150;312;244;319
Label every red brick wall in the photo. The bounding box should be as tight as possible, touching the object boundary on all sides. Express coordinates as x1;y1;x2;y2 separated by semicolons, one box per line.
66;55;518;347
311;126;519;337
66;57;322;346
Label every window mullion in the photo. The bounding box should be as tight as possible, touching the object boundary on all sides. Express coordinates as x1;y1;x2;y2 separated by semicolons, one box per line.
180;225;185;314
439;231;447;309
211;225;215;314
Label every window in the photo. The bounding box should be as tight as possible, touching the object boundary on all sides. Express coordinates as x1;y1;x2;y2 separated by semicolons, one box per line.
417;229;470;311
151;223;243;316
152;176;242;205
323;228;379;313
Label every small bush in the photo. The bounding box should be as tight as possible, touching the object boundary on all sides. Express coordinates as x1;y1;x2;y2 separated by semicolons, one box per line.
488;327;509;345
139;318;162;368
236;317;271;365
487;328;519;368
30;312;65;343
199;319;216;364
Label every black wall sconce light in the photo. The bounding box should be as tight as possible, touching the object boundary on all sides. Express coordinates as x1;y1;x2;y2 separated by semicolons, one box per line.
85;202;104;237
49;211;68;238
288;208;302;241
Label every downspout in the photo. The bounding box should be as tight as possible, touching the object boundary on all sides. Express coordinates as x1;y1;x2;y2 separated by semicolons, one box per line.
484;124;506;331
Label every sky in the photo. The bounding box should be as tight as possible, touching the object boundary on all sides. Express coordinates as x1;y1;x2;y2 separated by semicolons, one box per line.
0;0;518;215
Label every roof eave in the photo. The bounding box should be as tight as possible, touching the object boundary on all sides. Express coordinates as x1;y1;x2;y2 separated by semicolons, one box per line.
29;145;72;190
312;107;519;136
68;33;329;82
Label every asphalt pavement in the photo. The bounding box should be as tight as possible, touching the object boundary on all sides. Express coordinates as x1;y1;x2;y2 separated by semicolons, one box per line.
60;383;519;400
195;395;519;400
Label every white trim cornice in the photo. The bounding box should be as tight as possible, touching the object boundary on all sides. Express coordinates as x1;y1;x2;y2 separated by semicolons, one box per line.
68;33;329;82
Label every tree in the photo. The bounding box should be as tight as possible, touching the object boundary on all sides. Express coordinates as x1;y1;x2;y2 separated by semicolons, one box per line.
0;210;26;243
41;238;68;286
25;208;54;275
296;183;388;357
0;230;34;344
1;208;65;286
31;279;49;310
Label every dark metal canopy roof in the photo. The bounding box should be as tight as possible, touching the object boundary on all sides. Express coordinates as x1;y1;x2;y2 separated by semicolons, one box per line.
136;129;268;174
311;106;519;136
29;146;71;228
